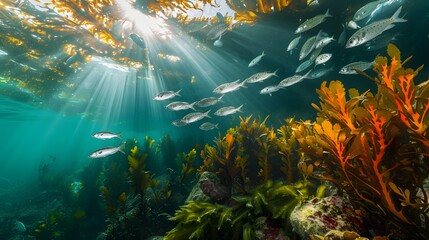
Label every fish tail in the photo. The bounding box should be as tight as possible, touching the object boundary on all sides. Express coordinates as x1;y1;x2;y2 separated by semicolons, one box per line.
325;8;332;18
205;109;211;118
218;94;225;101
273;68;279;77
118;132;122;140
391;6;407;23
190;102;197;111
118;142;126;154
176;89;182;96
237;104;244;112
215;123;219;129
240;80;247;88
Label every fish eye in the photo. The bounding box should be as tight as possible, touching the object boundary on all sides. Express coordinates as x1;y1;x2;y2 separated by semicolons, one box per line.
98;151;102;154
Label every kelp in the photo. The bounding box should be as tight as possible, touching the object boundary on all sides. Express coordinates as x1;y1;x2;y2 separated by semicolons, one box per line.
293;44;429;238
165;180;322;240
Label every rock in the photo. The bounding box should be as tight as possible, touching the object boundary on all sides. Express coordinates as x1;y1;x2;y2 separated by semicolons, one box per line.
254;217;290;240
185;180;211;203
290;196;366;239
198;171;230;202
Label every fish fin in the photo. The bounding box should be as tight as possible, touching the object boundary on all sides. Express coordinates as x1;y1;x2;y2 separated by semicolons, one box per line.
215;123;219;129
118;143;126;154
118;132;122;140
218;94;225;100
303;69;312;79
237;104;244;112
325;9;332;18
391;6;407;23
176;89;182;96
204;109;211;118
273;68;279;77
384;24;396;31
261;51;266;56
240;80;247;88
269;93;272;96
190;102;197;111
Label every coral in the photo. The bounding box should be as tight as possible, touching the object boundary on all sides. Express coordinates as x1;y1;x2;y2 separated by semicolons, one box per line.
290;196;366;239
293;44;429;238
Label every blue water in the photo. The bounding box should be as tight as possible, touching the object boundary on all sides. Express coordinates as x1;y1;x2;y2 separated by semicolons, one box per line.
1;0;429;238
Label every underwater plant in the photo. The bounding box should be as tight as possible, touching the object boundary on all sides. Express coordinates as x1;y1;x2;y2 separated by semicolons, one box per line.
293;44;429;238
165;180;324;240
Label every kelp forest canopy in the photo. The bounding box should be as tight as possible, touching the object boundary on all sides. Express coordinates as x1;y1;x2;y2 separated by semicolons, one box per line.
0;0;308;99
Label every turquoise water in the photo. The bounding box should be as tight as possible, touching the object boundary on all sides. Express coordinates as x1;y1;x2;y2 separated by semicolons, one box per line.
1;0;429;239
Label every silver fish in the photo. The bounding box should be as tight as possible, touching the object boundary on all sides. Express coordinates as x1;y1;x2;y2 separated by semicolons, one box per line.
129;33;146;48
338;24;347;46
195;95;223;107
92;131;122;140
315;53;332;65
153;89;181;100
244;69;278;83
213;35;223;47
0;49;8;56
260;85;281;96
339;61;374;74
172;119;188;127
207;22;230;40
296;59;314;73
213;79;245;94
295;9;332;34
345;6;406;48
181;110;211;124
307;67;334;79
215;105;243;116
353;0;388;22
299;30;323;61
278;70;312;88
346;20;361;30
315;36;335;49
89;144;125;158
248;51;266;67
165;101;196;111
199;122;219;131
309;46;324;62
287;35;302;54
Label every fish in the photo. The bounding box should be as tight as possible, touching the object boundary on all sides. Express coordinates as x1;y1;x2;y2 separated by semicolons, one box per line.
353;0;388;22
346;20;361;29
92;131;122;140
309;46;324;62
296;59;314;73
213;79;245;94
364;31;400;51
299;30;323;61
172;119;188;127
195;95;224;107
295;9;332;34
215;105;243;116
260;85;280;96
88;143;125;158
307;66;334;79
308;0;319;7
14;220;26;232
287;35;302;54
0;49;8;56
206;22;231;40
199;122;219;131
338;24;347;46
315;53;332;65
165;101;196;111
153;89;182;100
181;110;211;124
65;52;82;66
278;70;312;88
315;36;335;49
129;33;146;48
213;35;223;47
339;61;374;74
345;6;406;48
244;69;278;83
248;51;266;67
